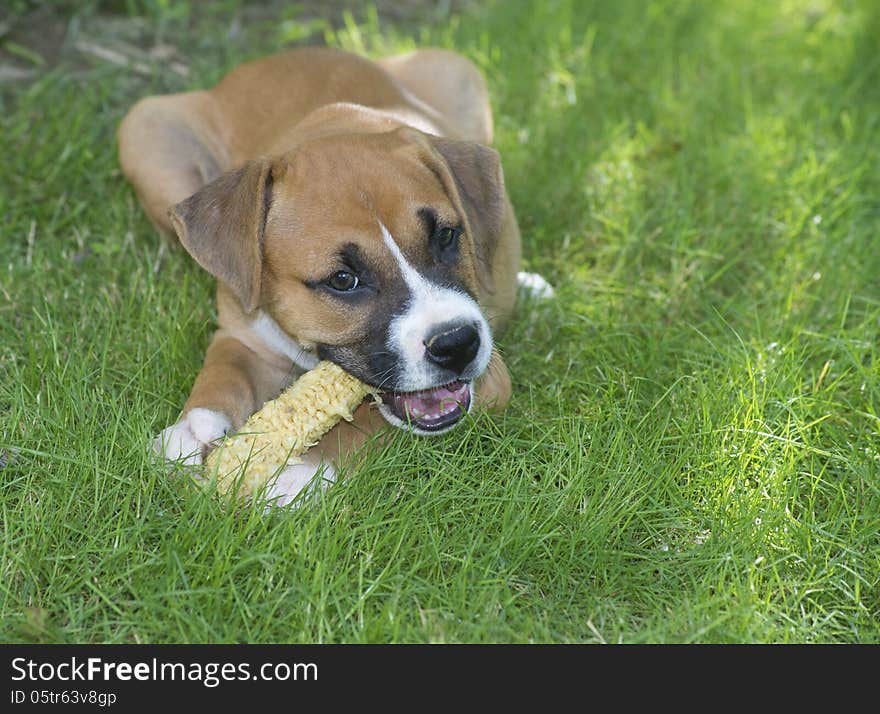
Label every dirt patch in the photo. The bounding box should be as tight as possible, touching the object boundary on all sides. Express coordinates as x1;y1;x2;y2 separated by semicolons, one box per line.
0;0;473;81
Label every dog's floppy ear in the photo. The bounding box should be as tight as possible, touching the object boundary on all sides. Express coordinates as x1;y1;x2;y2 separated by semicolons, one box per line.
169;158;279;313
418;133;507;292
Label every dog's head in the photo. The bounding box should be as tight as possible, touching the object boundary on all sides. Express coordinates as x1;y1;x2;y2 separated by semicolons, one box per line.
169;127;507;434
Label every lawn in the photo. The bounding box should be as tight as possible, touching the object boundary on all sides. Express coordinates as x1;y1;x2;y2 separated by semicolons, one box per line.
1;0;878;643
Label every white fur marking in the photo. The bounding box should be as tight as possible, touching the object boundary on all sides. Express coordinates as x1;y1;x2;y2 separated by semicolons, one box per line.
379;222;492;391
250;310;320;370
263;459;337;509
517;271;555;299
380;222;430;292
152;407;231;466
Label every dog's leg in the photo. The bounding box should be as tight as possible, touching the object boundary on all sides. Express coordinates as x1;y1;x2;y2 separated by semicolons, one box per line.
263;449;338;508
378;49;494;144
118;91;229;237
474;349;512;410
153;330;296;466
261;400;385;508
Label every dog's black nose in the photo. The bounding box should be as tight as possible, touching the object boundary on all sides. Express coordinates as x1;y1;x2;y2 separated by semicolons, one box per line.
424;323;481;375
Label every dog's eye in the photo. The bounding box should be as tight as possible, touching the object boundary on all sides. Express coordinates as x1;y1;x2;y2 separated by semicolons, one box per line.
327;271;359;292
436;227;459;249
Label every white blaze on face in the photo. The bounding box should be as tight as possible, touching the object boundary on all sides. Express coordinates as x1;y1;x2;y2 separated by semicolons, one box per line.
379;222;492;391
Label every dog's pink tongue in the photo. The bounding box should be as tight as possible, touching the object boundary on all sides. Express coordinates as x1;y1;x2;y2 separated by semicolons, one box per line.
398;381;469;419
383;382;470;428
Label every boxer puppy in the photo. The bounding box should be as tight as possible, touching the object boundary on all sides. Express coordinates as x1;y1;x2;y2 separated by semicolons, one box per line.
119;47;543;505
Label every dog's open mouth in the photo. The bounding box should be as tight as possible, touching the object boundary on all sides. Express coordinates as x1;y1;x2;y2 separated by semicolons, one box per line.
381;380;471;432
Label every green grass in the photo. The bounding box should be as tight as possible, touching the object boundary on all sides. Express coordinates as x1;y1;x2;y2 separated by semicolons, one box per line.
2;0;879;643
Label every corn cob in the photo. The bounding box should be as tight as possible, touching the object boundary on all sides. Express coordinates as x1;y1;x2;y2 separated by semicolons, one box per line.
205;360;375;500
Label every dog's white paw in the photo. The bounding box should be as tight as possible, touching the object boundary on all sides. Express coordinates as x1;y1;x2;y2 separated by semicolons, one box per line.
152;408;232;466
517;271;555;300
263;456;336;509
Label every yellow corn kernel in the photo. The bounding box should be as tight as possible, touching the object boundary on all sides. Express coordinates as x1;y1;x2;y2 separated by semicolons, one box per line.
205;360;374;500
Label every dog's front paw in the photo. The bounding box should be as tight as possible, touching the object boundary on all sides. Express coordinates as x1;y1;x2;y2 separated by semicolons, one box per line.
152;408;232;466
263;456;337;508
517;271;555;300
